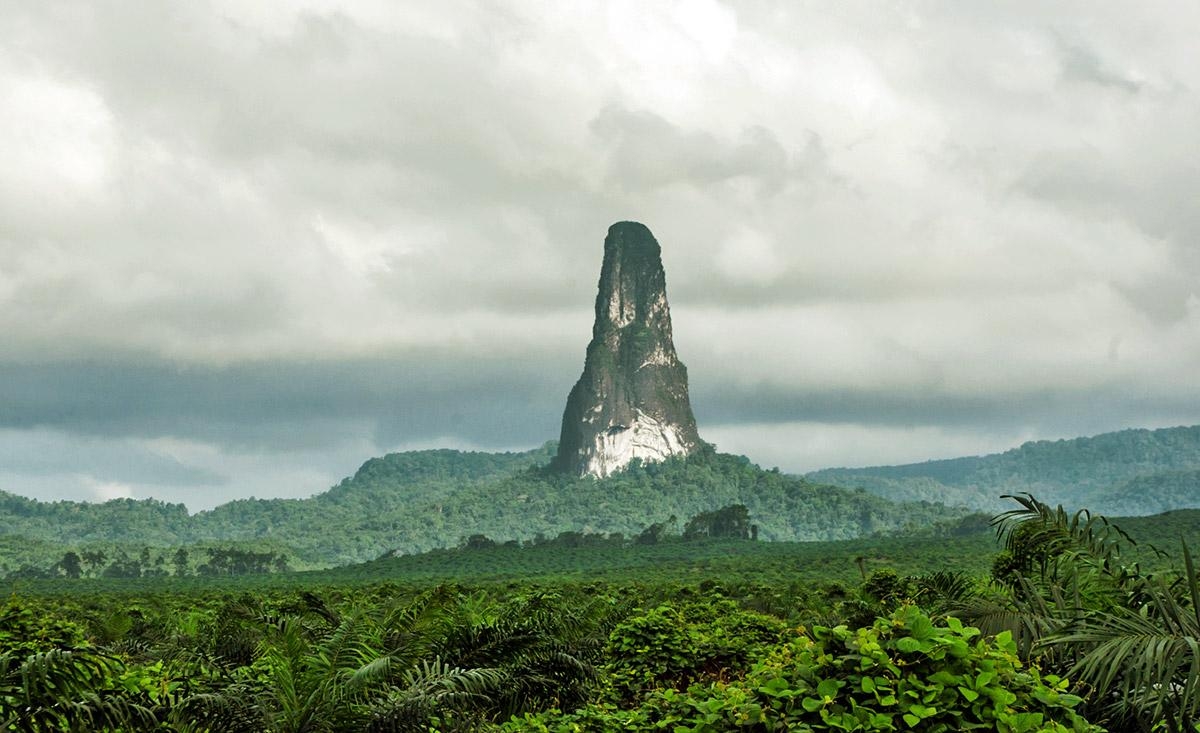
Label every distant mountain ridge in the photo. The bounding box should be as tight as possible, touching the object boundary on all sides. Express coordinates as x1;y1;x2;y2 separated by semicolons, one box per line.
0;445;555;571
8;423;1200;574
1089;469;1200;516
808;425;1200;514
0;443;960;570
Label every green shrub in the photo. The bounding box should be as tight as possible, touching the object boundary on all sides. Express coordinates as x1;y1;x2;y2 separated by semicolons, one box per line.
0;598;88;656
603;599;786;701
725;606;1099;731
515;606;1101;732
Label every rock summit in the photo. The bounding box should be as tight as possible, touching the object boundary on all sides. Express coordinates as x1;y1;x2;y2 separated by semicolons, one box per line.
552;221;702;477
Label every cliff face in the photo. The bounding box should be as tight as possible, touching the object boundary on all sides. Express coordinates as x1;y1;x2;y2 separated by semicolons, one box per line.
553;222;702;477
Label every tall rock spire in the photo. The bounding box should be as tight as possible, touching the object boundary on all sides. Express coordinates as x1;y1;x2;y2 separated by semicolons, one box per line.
553;221;702;477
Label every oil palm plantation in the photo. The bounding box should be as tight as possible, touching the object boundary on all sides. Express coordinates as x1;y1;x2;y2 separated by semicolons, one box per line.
166;587;604;732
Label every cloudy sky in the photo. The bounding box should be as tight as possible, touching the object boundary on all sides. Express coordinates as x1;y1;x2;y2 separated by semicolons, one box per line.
2;1;1199;510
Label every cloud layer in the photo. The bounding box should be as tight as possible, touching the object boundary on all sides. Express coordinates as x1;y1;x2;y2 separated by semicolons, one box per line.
2;1;1198;508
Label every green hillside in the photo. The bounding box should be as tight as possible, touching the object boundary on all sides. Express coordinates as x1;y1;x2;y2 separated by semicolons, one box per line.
0;491;192;544
10;424;1200;577
808;425;1200;513
1086;469;1200;516
0;443;963;572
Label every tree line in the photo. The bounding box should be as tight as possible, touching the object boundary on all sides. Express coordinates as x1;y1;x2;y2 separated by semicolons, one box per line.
5;546;290;580
454;503;756;552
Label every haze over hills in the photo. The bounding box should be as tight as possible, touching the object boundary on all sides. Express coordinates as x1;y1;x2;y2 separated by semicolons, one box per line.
808;425;1200;514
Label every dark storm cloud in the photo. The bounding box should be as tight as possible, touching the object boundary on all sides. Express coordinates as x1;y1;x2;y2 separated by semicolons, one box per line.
690;382;1200;437
0;356;574;451
0;429;225;487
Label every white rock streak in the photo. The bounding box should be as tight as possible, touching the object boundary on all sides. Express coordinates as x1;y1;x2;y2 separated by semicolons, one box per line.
583;410;689;478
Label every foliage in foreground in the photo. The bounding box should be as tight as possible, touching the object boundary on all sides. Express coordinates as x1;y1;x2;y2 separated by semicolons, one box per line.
14;492;1200;731
971;493;1200;731
507;605;1098;732
1;574;1107;732
1;587;613;732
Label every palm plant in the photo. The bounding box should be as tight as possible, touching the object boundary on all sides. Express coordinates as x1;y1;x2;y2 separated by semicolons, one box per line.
958;494;1151;651
971;493;1200;732
1051;543;1200;732
364;658;501;732
431;590;602;719
0;648;153;732
910;569;979;617
168;588;517;732
258;613;380;732
153;586;619;732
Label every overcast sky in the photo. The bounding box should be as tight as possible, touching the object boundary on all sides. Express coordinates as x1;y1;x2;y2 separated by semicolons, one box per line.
2;1;1199;510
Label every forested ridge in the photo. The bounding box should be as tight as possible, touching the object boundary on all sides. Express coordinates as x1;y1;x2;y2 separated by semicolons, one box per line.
1086;468;1200;515
8;424;1200;578
809;424;1200;513
0;443;961;575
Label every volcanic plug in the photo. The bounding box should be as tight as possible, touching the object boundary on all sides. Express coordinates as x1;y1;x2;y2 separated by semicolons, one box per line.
552;222;702;477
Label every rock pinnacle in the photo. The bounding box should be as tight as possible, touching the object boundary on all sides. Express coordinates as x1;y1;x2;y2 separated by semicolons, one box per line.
552;221;702;477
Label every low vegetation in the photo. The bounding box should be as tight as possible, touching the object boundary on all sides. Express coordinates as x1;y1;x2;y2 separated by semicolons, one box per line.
3;495;1200;731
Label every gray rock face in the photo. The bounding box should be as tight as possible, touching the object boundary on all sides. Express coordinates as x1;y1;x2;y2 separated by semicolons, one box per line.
553;222;702;477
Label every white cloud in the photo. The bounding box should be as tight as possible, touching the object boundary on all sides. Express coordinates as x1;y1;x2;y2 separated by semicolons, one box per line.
83;477;135;502
0;70;114;194
716;227;782;284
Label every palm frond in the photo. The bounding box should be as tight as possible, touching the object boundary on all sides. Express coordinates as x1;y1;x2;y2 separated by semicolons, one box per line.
1041;540;1200;731
364;658;501;732
995;493;1137;586
0;648;156;732
346;654;394;692
913;570;978;614
171;685;267;733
